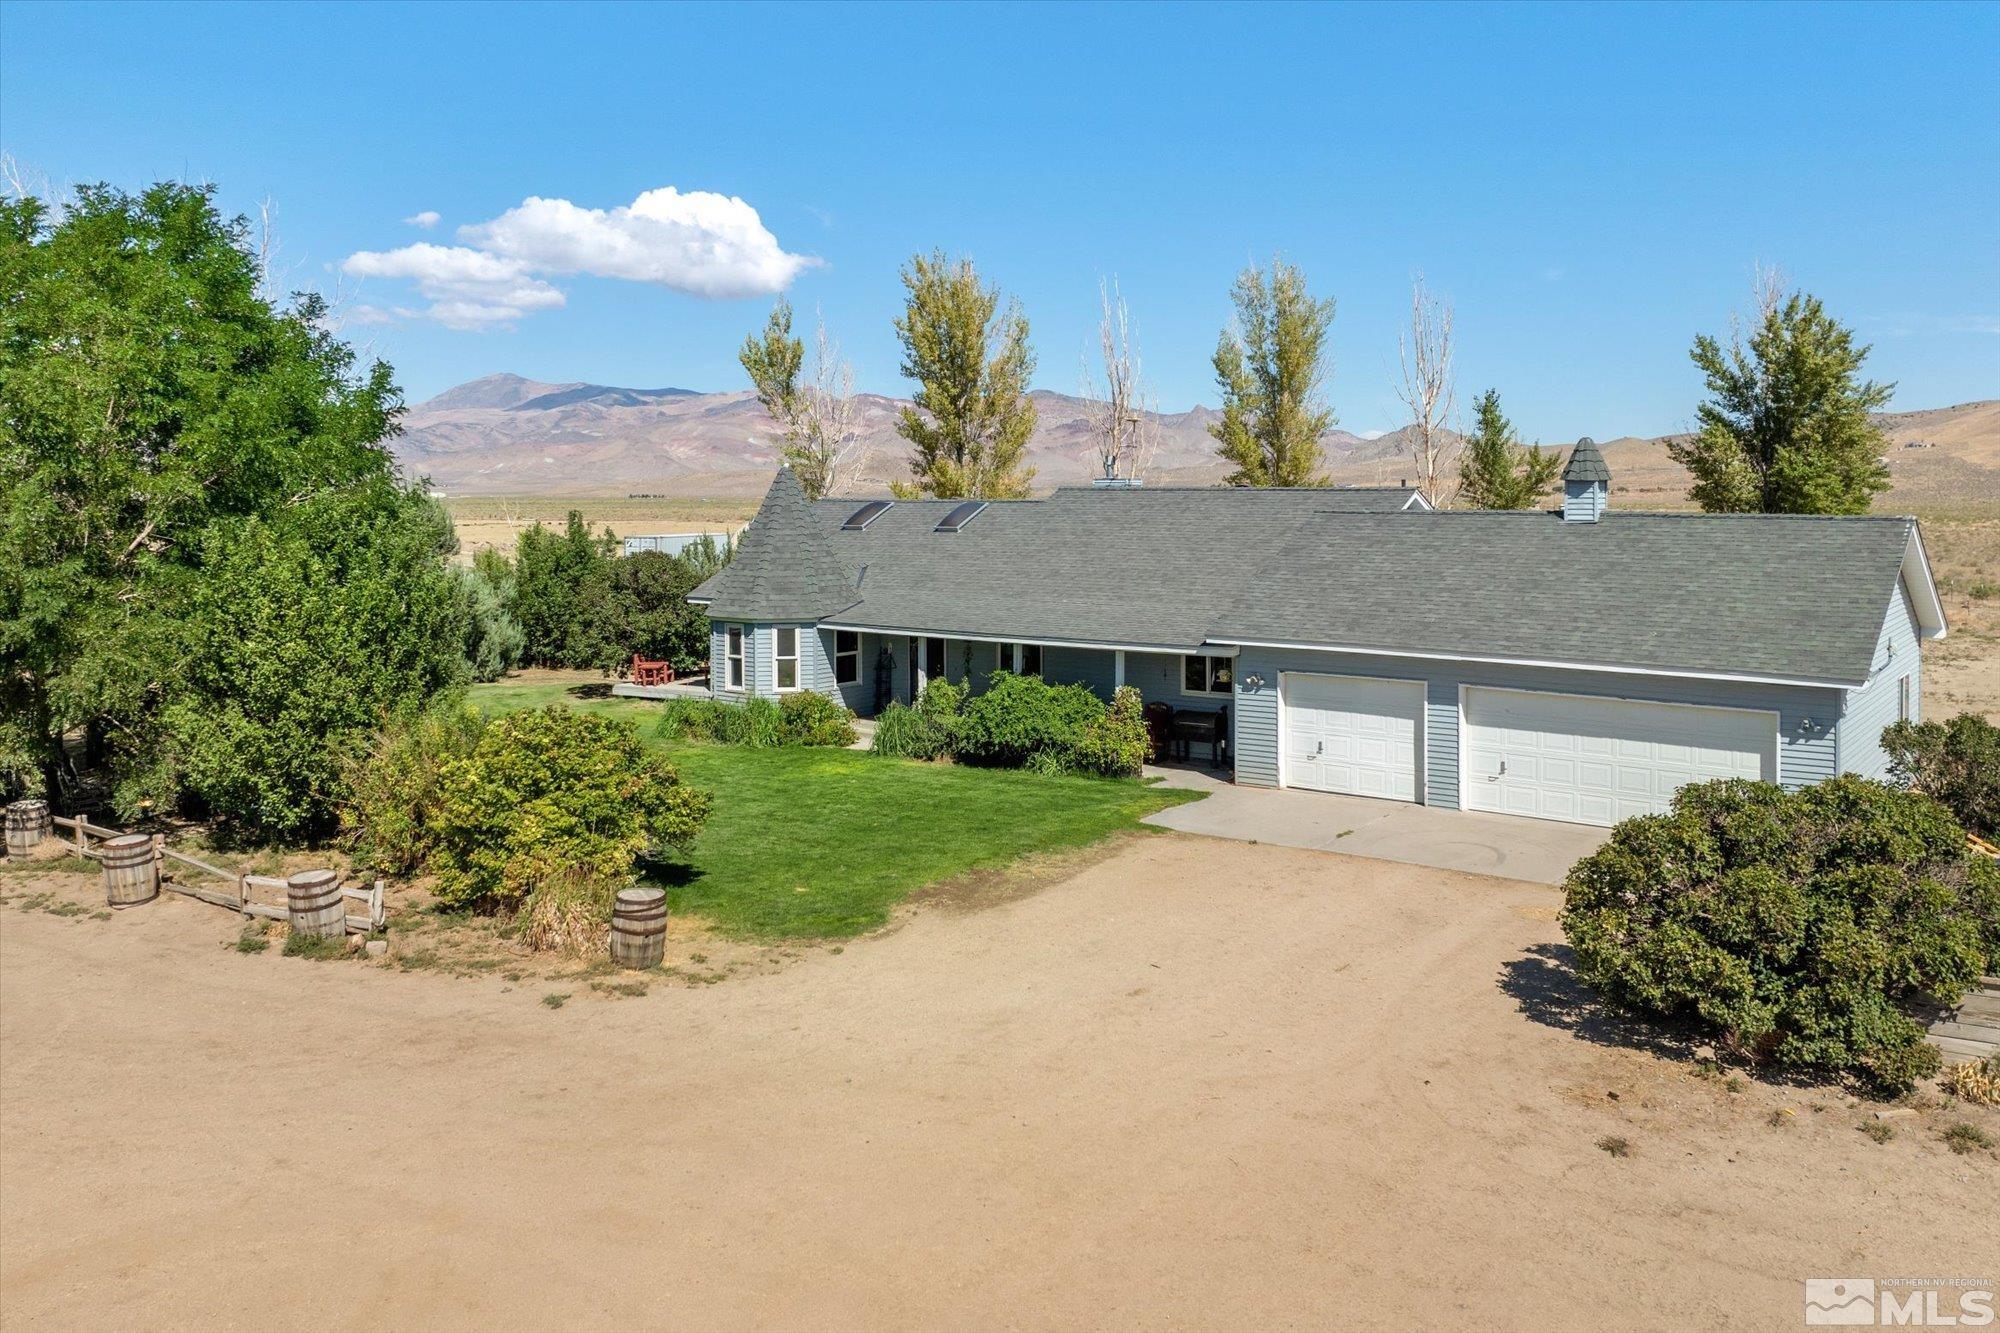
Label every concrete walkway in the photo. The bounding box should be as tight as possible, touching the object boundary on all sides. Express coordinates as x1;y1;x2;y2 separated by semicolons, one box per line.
1141;767;1608;885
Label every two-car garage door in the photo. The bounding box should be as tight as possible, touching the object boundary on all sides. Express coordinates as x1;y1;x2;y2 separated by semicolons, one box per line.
1461;686;1776;826
1278;673;1779;827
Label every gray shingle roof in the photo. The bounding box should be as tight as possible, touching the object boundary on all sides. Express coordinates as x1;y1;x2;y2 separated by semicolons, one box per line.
691;468;860;620
1562;437;1611;483
799;486;1425;650
694;475;1919;686
1211;510;1914;684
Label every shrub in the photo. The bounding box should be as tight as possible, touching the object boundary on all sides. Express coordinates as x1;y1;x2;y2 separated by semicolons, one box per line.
339;700;488;876
1069;685;1150;777
430;706;711;913
871;679;964;761
871;702;932;760
517;868;616;958
1560;775;2000;1093
778;690;858;747
457;554;524;683
655;692;852;747
1944;1054;1999;1106
655;697;737;744
955;671;1106;770
1884;713;2000;839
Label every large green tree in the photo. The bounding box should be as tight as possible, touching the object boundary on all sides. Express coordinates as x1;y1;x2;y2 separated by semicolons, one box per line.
611;550;711;675
1457;389;1563;509
738;299;863;500
1671;285;1892;514
513;513;619;669
1209;258;1337;487
891;251;1036;499
1;183;456;814
133;483;468;837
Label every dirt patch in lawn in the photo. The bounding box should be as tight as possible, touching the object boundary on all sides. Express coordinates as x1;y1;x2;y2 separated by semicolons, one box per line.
4;835;1994;1331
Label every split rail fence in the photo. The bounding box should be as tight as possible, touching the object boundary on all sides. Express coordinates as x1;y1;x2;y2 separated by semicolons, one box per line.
27;807;384;934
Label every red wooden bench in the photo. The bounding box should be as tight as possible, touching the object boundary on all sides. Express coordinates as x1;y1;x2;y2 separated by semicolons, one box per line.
630;655;675;687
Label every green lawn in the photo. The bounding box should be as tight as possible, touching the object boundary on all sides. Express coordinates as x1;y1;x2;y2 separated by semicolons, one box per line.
469;677;1201;939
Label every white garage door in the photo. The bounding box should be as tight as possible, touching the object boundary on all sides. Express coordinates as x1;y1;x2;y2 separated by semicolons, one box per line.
1462;687;1776;826
1281;673;1425;802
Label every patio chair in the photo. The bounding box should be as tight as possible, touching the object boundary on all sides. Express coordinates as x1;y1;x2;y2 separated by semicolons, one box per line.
1143;701;1174;761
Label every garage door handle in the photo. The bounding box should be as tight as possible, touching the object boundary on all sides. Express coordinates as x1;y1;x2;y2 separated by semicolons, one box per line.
1498;760;1507;776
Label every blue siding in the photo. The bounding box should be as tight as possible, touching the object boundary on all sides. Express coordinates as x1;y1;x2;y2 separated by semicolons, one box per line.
709;620;757;696
1837;580;1922;780
1124;651;1235;707
1563;480;1606;522
1229;646;1843;806
1043;646;1118;699
821;629;871;713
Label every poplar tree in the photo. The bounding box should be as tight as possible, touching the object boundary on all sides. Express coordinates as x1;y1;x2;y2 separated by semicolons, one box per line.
1671;282;1892;514
891;251;1036;499
1457;389;1563;509
1209;258;1336;487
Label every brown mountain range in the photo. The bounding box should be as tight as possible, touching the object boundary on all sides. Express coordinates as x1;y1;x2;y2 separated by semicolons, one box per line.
392;373;1999;509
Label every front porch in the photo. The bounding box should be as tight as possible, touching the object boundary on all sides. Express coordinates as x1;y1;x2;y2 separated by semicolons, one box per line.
837;633;1236;770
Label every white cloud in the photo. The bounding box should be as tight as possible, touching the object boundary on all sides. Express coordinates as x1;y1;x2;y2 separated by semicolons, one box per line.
403;210;441;229
341;242;565;330
346;187;812;330
462;187;816;298
345;304;399;326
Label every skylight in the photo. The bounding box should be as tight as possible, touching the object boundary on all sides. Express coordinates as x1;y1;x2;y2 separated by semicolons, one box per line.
841;500;893;531
934;500;988;533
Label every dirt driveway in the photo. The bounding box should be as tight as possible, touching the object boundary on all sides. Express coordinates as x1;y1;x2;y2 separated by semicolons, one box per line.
3;835;1994;1331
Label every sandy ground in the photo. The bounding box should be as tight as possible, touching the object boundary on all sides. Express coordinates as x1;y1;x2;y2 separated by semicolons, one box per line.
3;836;1995;1332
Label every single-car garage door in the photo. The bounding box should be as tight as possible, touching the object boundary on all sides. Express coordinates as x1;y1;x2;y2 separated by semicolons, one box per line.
1281;672;1425;802
1461;686;1776;826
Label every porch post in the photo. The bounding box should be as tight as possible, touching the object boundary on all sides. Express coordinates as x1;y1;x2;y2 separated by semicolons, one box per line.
1113;650;1126;691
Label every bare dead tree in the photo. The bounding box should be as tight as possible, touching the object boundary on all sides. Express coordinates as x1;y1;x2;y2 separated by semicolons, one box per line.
1395;274;1459;507
793;312;869;498
1082;279;1158;481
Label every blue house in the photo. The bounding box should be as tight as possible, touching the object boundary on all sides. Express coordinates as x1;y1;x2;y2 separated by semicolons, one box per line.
689;443;1947;828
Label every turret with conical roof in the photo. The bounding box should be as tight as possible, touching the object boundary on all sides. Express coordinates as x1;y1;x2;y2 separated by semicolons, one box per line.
1561;437;1609;522
690;468;859;620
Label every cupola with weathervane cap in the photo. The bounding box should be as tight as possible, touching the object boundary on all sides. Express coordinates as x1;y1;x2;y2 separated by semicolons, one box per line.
1561;436;1610;523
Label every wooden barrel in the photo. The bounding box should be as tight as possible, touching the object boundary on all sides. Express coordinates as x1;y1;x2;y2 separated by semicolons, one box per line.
100;834;159;908
610;887;668;969
286;869;347;940
5;799;51;858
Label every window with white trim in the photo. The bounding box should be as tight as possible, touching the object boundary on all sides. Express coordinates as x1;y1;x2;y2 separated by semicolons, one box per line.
1898;675;1912;722
725;625;744;690
834;630;860;685
1182;654;1233;696
1019;643;1042;677
775;626;800;691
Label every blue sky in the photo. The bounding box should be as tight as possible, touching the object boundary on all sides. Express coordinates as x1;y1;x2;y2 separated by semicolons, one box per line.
4;1;1996;439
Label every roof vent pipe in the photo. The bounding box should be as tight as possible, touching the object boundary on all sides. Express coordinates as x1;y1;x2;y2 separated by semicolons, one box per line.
1561;437;1610;523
